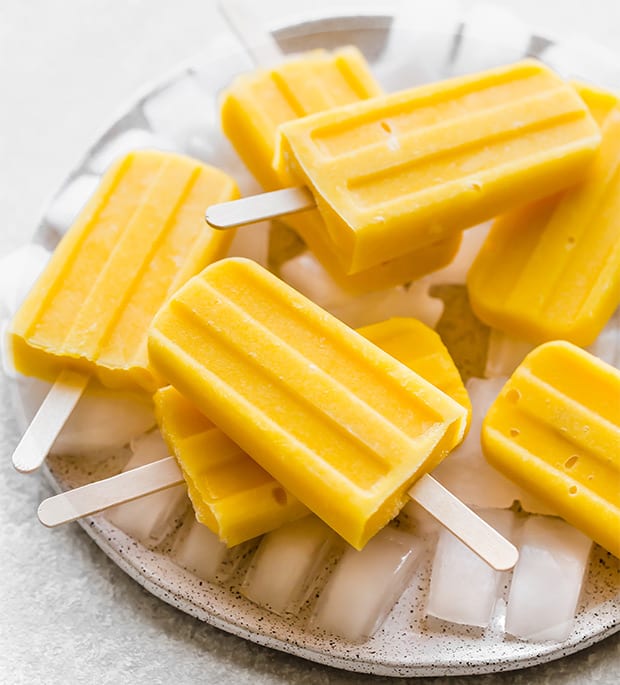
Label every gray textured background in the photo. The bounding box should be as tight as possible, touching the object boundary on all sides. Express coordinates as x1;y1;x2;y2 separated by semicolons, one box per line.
1;1;619;683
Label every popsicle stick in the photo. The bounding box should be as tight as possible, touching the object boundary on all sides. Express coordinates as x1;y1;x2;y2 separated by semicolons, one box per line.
12;369;90;474
37;456;184;527
409;474;519;572
206;186;315;229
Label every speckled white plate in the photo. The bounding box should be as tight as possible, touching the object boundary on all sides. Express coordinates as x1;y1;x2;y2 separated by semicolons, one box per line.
10;0;620;677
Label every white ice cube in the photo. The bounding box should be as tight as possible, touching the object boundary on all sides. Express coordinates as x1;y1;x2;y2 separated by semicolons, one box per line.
0;244;51;318
426;508;517;627
106;433;187;546
88;129;177;174
374;0;463;89
450;3;532;76
172;516;228;582
45;175;99;235
128;429;170;464
143;75;217;151
541;41;620;90
242;516;337;615
432;376;520;508
484;329;535;379
311;526;423;641
505;516;592;642
191;33;254;95
279;251;353;310
426;221;492;287
588;306;620;369
332;280;443;330
226;221;270;266
50;386;156;455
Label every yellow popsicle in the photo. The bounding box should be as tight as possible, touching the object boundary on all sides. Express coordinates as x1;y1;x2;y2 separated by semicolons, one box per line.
357;317;472;428
148;258;468;550
467;86;620;346
221;47;461;293
154;385;309;546
11;150;238;391
276;60;601;274
482;341;620;558
153;316;471;546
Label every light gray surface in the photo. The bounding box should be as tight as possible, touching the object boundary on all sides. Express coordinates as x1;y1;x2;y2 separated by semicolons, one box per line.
1;1;619;683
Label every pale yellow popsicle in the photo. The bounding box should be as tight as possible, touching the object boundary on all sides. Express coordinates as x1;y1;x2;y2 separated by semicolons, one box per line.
148;258;468;550
482;341;620;558
154;385;309;546
467;85;620;346
11;150;239;391
221;47;461;293
275;60;601;274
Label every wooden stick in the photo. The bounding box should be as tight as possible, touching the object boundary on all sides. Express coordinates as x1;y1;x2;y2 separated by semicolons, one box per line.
37;456;518;571
206;186;315;229
409;474;519;572
12;369;90;473
37;456;184;527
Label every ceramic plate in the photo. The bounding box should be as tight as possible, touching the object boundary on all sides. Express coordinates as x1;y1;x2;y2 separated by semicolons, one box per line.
5;1;619;677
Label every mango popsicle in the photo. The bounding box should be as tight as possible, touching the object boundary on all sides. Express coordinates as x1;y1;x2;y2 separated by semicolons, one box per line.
221;47;462;293
482;341;620;558
467;86;620;346
357;317;472;428
148;258;512;557
154;385;309;546
39;315;480;553
10;150;239;472
266;59;601;275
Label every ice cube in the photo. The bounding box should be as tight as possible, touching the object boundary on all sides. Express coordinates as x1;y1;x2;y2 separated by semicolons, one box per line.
226;221;270;266
426;221;492;287
374;0;462;89
541;41;620;90
172;515;228;582
242;516;337;615
191;33;254;94
279;251;352;310
432;376;520;508
310;526;423;641
45;174;100;235
332;280;443;330
0;244;51;317
588;306;619;369
142;74;217;152
505;516;592;642
484;329;535;379
426;508;517;627
106;435;187;546
88;129;177;174
128;429;170;464
451;3;532;76
50;386;156;455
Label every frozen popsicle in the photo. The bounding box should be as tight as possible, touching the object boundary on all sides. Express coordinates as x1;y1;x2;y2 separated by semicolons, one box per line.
357;317;471;427
467;89;620;346
148;258;517;569
210;60;601;276
10;150;239;472
482;341;620;558
221;46;462;293
38;316;476;552
154;385;309;546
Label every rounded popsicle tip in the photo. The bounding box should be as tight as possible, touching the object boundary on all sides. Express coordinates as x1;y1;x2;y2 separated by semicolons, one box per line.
490;540;520;572
37;498;62;528
11;445;45;474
